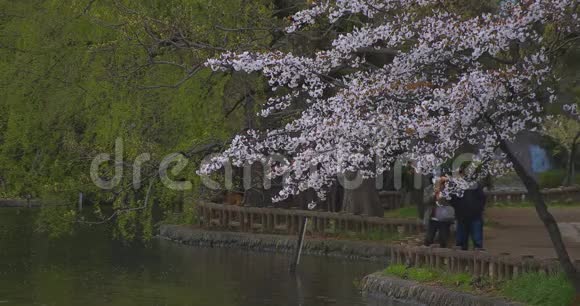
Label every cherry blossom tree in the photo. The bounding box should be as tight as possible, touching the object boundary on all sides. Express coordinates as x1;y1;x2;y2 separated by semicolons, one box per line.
199;0;580;293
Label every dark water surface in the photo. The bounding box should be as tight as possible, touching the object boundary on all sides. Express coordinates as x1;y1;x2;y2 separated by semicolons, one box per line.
0;208;416;306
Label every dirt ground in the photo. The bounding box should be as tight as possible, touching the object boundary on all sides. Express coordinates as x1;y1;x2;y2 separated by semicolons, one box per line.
484;207;580;260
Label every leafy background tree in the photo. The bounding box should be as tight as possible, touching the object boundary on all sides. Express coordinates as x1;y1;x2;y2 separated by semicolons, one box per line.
0;0;281;240
542;115;580;186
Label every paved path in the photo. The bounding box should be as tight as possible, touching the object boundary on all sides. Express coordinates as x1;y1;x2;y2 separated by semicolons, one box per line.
484;207;580;260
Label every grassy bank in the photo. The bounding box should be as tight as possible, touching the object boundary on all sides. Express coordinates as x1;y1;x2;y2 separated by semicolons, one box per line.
329;229;406;242
384;207;418;219
383;265;574;306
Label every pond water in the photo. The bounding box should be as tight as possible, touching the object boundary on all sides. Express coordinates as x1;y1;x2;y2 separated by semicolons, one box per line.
0;208;418;306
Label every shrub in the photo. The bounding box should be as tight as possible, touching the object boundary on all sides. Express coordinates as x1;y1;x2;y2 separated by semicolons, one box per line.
35;205;77;238
538;169;580;188
161;202;199;225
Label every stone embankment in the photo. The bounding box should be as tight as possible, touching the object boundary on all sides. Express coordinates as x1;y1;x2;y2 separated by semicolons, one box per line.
159;224;391;261
0;199;39;208
361;273;520;306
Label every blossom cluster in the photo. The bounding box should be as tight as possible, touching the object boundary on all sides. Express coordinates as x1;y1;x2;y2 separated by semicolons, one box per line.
200;0;579;201
564;104;580;121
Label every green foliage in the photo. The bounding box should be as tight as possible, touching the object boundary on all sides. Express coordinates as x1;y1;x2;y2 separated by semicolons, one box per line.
539;169;580;188
35;205;77;238
407;267;439;282
543;116;580;155
539;169;565;188
161;201;199;225
0;0;275;240
501;273;574;306
383;265;574;305
384;206;418;219
383;264;473;291
440;271;474;291
383;264;408;278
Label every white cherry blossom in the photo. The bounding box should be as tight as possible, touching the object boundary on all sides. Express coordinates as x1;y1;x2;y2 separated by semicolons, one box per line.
199;0;579;202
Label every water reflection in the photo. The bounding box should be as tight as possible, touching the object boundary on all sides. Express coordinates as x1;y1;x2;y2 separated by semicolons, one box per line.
0;208;419;306
365;294;425;306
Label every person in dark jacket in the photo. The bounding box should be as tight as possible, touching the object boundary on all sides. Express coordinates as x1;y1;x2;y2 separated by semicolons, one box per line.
450;168;486;250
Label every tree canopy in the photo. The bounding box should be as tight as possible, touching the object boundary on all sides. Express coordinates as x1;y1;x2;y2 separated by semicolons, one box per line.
198;0;580;292
0;0;277;239
201;0;580;201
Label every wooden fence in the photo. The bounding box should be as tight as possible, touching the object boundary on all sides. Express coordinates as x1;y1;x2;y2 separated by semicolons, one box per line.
380;186;580;208
486;186;580;204
195;203;580;282
389;244;573;282
197;202;422;235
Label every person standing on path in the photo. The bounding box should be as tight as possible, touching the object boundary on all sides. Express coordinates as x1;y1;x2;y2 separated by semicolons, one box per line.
424;176;455;248
451;166;487;251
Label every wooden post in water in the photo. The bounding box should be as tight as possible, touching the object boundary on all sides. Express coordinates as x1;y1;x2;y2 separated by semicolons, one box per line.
78;192;83;212
289;217;308;272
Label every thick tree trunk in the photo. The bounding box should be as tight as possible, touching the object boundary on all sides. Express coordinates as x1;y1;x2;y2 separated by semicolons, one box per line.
242;163;266;207
411;187;426;220
500;140;580;295
324;181;343;212
341;177;383;217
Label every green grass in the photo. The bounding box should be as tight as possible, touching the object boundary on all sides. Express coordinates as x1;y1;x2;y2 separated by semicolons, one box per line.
384;206;419;219
501;273;574;306
383;265;473;292
382;265;575;306
384;264;408;277
407;267;440;282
